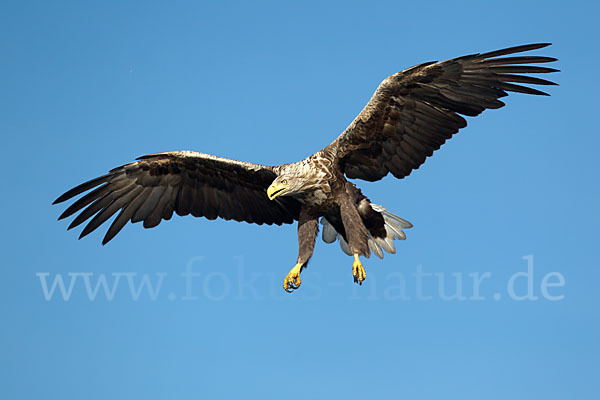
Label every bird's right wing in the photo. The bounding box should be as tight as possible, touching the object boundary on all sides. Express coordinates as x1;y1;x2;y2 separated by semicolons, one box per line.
329;43;558;182
54;151;301;244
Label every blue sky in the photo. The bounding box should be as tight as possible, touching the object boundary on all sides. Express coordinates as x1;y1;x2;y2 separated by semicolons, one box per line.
1;0;598;398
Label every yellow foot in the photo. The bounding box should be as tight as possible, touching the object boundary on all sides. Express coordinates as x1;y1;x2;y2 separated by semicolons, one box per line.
283;263;302;293
352;254;366;285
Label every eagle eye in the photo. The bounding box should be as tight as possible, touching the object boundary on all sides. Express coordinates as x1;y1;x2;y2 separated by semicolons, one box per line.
281;179;288;185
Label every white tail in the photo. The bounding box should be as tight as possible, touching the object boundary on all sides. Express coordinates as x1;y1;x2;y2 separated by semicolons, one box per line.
320;204;412;258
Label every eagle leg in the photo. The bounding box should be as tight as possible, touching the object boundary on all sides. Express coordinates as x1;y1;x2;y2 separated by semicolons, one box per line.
352;254;366;285
339;187;370;285
283;263;303;293
283;208;319;293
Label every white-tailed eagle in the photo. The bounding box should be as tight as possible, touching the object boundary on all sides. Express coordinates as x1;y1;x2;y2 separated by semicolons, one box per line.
54;43;557;292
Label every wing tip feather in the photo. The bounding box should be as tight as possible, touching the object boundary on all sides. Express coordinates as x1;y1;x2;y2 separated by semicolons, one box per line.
480;42;552;59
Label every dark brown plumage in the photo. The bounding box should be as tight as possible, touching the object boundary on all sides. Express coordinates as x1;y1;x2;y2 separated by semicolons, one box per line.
54;43;557;291
54;152;303;245
333;43;557;181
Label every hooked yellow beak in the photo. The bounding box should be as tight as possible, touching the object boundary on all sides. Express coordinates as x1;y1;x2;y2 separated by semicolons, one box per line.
267;183;288;200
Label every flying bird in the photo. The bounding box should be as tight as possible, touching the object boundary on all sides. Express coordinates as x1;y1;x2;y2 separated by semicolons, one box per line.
54;43;557;292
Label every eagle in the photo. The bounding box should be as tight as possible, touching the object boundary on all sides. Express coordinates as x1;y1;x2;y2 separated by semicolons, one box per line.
54;43;557;292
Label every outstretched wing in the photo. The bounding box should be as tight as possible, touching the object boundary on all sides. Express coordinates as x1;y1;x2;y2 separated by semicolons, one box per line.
54;151;301;244
330;43;558;181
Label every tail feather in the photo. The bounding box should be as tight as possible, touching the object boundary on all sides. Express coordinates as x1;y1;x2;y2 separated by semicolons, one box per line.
338;235;353;256
371;204;413;229
385;222;406;240
368;237;384;258
376;236;396;254
322;218;338;243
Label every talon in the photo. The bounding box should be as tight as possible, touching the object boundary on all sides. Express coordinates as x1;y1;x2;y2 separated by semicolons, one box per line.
352;254;366;285
283;263;302;293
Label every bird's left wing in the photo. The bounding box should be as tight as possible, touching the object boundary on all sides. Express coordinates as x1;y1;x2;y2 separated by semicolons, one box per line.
54;151;301;244
329;43;558;181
